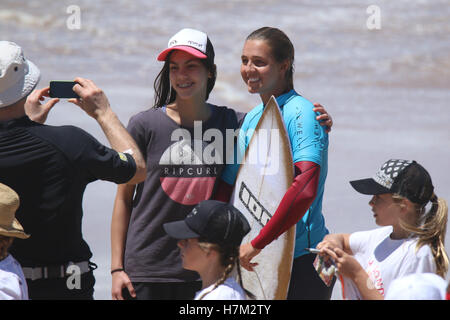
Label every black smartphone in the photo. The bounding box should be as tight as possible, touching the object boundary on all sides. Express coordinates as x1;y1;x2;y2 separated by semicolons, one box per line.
49;81;79;99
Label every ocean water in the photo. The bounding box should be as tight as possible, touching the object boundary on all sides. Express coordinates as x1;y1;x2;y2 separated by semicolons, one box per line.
1;0;449;300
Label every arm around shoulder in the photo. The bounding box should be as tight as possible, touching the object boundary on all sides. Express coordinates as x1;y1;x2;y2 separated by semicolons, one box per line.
0;271;23;300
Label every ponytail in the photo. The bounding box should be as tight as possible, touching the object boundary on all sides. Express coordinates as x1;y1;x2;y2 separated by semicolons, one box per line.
398;193;449;278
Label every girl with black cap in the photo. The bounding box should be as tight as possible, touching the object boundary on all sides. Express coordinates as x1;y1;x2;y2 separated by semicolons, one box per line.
317;159;448;300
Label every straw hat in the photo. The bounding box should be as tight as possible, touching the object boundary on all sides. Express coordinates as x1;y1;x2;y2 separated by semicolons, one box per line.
0;41;41;108
0;183;30;239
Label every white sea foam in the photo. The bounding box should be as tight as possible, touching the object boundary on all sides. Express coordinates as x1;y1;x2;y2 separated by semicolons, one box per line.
0;9;55;28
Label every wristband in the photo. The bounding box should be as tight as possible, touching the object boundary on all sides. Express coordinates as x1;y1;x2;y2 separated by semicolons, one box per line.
110;268;124;274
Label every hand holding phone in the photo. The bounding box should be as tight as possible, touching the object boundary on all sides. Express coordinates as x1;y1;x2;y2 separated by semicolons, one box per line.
49;81;79;99
67;77;111;120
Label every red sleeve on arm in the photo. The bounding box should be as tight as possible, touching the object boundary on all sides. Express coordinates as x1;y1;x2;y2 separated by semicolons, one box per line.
213;179;234;203
251;161;320;249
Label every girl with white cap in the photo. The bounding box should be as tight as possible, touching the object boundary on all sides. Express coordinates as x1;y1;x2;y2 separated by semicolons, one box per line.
317;159;448;300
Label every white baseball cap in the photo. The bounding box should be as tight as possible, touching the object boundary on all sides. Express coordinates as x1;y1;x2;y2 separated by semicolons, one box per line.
385;273;447;300
157;28;214;61
0;41;41;108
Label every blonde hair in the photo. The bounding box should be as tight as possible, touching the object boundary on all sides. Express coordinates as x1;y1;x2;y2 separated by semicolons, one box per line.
393;193;449;278
196;240;254;300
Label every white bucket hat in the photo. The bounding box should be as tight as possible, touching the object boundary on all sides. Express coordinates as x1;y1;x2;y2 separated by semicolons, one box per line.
0;41;41;108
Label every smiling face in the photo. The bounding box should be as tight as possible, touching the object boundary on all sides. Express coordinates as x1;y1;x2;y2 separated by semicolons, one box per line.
240;39;290;103
169;50;211;101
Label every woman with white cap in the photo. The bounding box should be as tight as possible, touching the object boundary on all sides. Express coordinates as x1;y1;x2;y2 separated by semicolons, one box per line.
317;159;448;300
0;183;30;300
110;28;246;300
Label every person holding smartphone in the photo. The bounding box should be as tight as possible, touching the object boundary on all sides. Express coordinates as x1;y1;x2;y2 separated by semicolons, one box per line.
0;41;146;299
110;28;334;300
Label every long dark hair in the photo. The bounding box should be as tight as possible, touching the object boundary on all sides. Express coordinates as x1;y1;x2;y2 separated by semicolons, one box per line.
153;39;217;108
246;27;295;91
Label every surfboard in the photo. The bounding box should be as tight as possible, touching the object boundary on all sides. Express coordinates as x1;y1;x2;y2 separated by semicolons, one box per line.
231;96;295;300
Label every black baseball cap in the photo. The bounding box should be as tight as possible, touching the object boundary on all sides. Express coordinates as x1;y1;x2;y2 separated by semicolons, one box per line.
163;200;250;246
350;159;434;206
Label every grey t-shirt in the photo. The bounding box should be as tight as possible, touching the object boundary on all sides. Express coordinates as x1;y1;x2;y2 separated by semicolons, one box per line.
124;104;244;282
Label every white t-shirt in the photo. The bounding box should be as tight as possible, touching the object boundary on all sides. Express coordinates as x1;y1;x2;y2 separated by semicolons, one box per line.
0;254;28;300
341;226;435;300
194;277;247;300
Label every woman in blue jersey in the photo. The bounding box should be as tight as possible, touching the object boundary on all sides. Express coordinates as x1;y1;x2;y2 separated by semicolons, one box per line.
217;27;334;299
